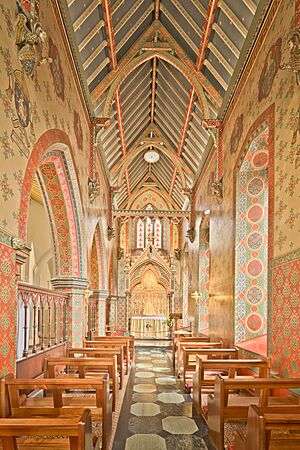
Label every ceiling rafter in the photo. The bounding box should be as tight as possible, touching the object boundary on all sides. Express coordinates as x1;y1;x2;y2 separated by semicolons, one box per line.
78;21;105;52
169;0;203;38
169;0;219;196
101;0;131;196
114;0;145;35
218;0;248;38
73;0;101;32
212;23;240;58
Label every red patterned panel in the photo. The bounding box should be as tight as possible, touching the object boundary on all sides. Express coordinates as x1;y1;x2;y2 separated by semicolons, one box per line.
272;257;300;377
0;244;16;376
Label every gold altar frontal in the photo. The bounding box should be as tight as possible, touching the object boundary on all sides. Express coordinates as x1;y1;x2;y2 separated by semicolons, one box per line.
130;316;169;339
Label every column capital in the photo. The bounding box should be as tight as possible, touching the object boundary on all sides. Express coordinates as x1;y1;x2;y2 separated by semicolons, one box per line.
91;289;109;300
51;276;89;291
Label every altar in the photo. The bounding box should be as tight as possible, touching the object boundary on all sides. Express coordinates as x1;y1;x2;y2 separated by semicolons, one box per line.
130;316;169;339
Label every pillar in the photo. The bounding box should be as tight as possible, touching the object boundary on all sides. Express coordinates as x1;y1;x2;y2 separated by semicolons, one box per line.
108;295;118;328
51;276;89;347
92;289;108;336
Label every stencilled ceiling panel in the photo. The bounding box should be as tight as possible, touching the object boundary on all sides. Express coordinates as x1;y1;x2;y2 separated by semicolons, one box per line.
62;0;263;211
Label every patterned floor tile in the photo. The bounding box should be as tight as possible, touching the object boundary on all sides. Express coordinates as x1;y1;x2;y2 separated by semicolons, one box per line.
132;393;158;403
165;434;208;449
155;376;177;385
162;416;198;434
133;384;157;393
125;434;167;450
130;402;160;416
157;393;185;404
135;371;155;378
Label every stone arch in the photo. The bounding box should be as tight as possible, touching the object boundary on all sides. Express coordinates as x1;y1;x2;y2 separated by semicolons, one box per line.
127;187;172;210
102;52;209;120
90;222;108;291
19;129;86;278
116;142;186;189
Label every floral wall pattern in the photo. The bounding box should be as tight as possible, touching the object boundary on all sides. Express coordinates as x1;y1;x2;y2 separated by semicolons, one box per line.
198;226;209;332
0;243;17;376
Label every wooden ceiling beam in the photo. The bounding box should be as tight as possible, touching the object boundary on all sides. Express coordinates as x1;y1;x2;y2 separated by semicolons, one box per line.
169;0;219;197
150;0;160;123
101;0;131;196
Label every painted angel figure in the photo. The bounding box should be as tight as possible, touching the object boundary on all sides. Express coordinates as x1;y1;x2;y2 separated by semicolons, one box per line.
280;28;300;86
15;14;51;76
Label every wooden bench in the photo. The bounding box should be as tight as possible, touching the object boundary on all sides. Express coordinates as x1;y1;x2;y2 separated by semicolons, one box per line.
235;404;300;450
1;376;113;450
172;335;209;368
177;341;223;376
66;347;125;389
193;358;270;415
93;336;135;362
84;340;130;375
181;347;239;386
45;356;118;411
0;410;93;450
208;377;300;450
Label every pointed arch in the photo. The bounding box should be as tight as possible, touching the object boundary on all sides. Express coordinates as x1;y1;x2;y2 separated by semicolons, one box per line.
19;129;87;278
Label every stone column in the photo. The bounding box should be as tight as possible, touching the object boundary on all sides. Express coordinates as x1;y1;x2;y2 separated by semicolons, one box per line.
51;277;89;347
92;289;109;336
108;295;118;328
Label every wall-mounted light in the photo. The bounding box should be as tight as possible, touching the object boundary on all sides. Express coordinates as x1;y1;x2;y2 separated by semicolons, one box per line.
204;209;210;215
191;290;201;304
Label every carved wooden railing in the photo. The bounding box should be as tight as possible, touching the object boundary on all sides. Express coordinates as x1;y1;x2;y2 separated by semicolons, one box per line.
18;282;69;358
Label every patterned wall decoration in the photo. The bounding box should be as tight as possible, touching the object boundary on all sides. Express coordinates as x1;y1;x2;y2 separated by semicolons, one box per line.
48;36;65;102
40;162;73;276
90;237;99;290
130;188;170;210
73;110;83;152
234;106;274;347
0;243;16;376
258;38;282;102
230;114;244;155
271;251;300;377
198;225;209;332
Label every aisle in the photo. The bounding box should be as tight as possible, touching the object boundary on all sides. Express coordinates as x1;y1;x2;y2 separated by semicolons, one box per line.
112;346;212;450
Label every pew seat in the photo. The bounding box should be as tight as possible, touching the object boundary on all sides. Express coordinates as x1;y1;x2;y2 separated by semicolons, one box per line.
0;409;94;450
207;376;300;450
45;357;118;412
1;377;113;450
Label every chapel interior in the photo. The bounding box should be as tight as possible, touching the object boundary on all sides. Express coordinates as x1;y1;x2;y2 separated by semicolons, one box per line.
0;0;299;449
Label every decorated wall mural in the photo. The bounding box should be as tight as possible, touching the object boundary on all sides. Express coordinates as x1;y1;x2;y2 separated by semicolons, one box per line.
193;0;299;364
198;225;209;333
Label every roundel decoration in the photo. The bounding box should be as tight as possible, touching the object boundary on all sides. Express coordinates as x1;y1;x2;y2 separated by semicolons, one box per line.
246;313;263;332
247;177;264;196
247;204;264;223
247;259;263;277
252;151;268;169
246;286;263;304
247;232;263;250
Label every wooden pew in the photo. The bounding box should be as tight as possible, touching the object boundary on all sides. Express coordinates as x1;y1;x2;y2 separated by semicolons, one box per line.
3;377;113;450
67;347;125;389
93;336;135;362
45;356;118;411
193;358;270;415
0;410;93;450
181;347;239;386
172;335;209;368
235;404;300;450
208;376;300;450
177;341;223;376
85;340;130;375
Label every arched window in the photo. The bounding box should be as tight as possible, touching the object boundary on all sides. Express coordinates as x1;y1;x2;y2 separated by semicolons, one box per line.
154;219;162;249
136;219;144;249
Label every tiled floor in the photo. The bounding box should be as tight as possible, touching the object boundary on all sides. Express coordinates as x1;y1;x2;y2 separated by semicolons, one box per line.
112;346;213;450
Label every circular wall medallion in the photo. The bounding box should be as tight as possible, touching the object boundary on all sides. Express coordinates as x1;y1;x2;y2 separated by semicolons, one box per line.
252;151;268;168
247;204;264;223
247;232;263;250
247;259;263;277
246;313;263;332
144;150;160;163
247;177;264;196
247;286;263;304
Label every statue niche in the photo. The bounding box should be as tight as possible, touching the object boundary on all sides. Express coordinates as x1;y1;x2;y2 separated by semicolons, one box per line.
131;269;168;317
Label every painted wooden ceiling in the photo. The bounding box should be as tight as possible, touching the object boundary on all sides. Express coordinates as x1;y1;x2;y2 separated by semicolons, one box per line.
61;0;264;210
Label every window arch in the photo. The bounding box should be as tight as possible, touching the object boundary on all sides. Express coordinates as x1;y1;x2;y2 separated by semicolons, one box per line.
135;205;163;250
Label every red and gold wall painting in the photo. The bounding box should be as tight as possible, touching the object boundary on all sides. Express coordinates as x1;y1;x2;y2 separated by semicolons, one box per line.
271;252;300;377
199;225;210;332
234;108;274;352
0;243;17;376
131;270;168;317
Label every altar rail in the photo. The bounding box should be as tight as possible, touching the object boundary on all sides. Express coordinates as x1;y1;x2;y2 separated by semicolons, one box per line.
18;282;68;358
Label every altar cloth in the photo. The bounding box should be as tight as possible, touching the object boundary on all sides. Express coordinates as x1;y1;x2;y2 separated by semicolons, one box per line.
130;316;169;338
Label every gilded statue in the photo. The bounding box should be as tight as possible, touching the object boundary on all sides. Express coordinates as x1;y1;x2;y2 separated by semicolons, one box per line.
280;28;300;85
15;13;51;77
